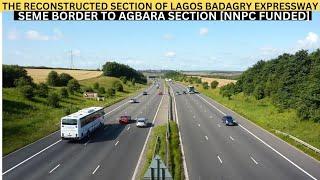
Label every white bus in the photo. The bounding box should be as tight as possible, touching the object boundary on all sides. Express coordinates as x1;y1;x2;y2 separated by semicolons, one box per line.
61;107;105;140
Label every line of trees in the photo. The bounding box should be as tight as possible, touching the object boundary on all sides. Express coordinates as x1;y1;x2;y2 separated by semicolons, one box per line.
102;61;147;84
220;49;320;122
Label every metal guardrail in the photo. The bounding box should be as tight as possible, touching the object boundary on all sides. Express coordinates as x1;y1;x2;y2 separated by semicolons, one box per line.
275;130;320;154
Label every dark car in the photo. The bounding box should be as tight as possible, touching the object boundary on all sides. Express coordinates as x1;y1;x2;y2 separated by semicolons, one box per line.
182;91;187;94
222;116;234;126
143;91;148;95
119;116;132;124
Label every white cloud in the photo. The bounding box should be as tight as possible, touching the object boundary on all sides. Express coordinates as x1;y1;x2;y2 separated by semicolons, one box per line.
297;32;319;49
8;29;19;40
164;51;176;58
199;28;209;36
25;28;63;41
163;34;174;40
26;30;50;41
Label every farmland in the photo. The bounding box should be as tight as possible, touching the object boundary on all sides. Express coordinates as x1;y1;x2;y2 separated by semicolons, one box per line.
195;76;236;87
26;68;103;83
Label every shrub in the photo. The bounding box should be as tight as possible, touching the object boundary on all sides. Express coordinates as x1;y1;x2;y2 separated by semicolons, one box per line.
131;78;136;86
98;87;106;94
47;92;60;108
253;85;265;100
64;106;79;115
106;88;116;97
37;83;49;97
202;82;209;89
113;81;124;92
59;73;73;86
60;88;69;98
211;81;219;89
93;82;100;90
120;76;127;84
19;85;34;99
83;86;94;92
67;79;80;93
47;71;60;86
14;77;34;87
3;65;33;88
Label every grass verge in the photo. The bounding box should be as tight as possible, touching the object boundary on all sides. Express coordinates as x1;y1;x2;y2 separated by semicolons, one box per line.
140;121;183;179
3;77;146;155
191;84;320;161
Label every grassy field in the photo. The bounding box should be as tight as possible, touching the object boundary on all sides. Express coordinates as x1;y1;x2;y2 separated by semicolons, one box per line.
193;85;320;161
141;121;183;179
195;76;236;87
3;77;145;155
26;68;103;83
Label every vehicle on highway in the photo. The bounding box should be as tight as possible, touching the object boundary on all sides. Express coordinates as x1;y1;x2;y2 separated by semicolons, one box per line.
143;91;148;95
187;85;195;94
119;115;132;124
158;91;163;95
129;98;137;103
136;117;148;127
182;90;187;94
176;91;181;95
222;115;235;126
61;107;105;140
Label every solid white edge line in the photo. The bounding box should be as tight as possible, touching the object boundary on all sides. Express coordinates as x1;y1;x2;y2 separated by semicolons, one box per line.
115;141;119;146
170;84;190;180
178;83;317;180
250;156;258;165
217;155;223;164
131;84;165;180
205;136;208;140
92;165;100;175
3;139;62;175
49;164;60;174
3;86;154;175
229;136;234;141
239;124;317;180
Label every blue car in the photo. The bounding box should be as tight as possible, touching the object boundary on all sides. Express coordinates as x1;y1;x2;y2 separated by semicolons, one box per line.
222;116;234;126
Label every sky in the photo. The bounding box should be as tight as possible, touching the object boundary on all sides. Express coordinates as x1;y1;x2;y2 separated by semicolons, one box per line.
3;12;320;71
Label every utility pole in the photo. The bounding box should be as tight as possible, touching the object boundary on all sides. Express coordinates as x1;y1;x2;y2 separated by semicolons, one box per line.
69;50;74;69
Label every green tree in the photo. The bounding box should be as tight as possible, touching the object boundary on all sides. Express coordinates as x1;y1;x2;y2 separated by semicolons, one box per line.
67;79;80;93
47;71;60;86
37;83;49;97
47;92;60;108
98;87;106;94
120;76;127;84
106;88;116;97
253;84;265;100
210;81;219;89
59;73;73;86
202;82;209;89
14;77;34;87
19;85;34;99
3;65;33;88
60;87;69;98
93;82;100;89
113;81;124;92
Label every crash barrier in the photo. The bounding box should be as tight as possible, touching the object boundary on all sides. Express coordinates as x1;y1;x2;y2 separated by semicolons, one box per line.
275;130;320;154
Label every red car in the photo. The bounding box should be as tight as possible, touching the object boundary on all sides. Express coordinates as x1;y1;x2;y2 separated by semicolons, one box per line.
119;116;131;124
158;91;163;95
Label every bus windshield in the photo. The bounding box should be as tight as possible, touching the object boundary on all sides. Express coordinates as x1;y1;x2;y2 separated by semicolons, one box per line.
62;118;77;125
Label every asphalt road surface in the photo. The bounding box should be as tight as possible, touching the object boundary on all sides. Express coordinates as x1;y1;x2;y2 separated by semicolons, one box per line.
169;82;320;180
3;81;164;180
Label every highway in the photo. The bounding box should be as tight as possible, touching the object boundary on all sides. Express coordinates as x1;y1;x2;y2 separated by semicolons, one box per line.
3;81;164;180
169;82;320;180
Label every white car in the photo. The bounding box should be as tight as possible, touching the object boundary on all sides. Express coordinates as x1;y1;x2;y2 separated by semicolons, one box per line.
129;98;137;103
136;117;147;127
